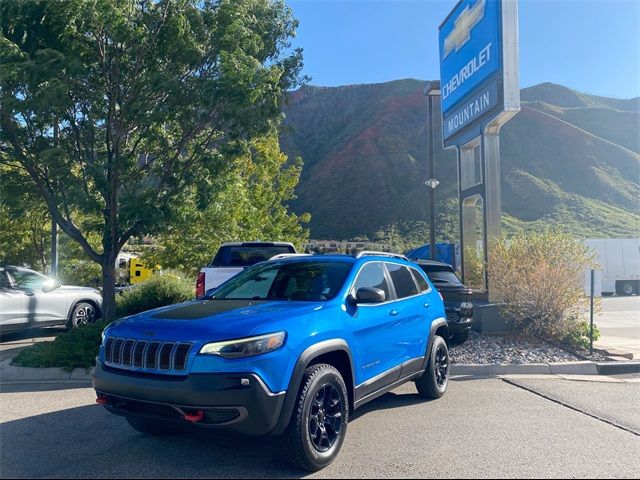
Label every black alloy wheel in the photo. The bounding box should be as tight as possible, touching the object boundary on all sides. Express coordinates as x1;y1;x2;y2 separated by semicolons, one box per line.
308;384;343;452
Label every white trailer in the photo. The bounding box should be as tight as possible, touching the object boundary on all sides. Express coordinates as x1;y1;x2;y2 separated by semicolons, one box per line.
585;239;640;295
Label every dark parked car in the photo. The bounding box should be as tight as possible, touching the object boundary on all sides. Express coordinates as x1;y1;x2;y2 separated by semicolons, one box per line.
413;260;473;344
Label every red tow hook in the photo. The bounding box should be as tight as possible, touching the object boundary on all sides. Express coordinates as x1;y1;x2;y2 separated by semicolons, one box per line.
96;397;109;405
183;410;204;423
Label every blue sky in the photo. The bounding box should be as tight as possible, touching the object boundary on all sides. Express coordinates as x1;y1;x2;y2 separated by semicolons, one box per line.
287;0;640;99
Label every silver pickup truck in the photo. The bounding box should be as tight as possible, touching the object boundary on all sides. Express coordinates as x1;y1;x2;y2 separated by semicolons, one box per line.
195;241;297;297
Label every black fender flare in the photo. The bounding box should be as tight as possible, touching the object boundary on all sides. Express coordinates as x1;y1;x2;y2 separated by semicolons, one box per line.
420;317;449;371
272;339;355;436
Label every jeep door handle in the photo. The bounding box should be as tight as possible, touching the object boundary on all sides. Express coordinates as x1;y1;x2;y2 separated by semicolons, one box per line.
423;303;430;308
390;309;399;316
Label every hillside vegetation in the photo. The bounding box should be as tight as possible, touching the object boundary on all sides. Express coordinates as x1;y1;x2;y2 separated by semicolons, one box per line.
280;80;640;244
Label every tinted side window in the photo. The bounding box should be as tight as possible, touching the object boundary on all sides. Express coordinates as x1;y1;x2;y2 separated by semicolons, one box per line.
411;268;430;292
386;264;419;299
352;263;390;302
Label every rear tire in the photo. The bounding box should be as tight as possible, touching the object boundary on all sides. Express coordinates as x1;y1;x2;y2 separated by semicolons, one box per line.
621;282;635;296
415;335;449;399
126;417;177;436
278;364;349;472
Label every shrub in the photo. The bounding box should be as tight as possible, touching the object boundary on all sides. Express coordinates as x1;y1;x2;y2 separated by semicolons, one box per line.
489;229;598;345
563;319;601;351
116;272;194;317
12;321;107;371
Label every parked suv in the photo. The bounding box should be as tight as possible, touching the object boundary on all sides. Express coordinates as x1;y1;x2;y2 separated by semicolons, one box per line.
0;265;102;332
93;252;449;471
414;260;473;344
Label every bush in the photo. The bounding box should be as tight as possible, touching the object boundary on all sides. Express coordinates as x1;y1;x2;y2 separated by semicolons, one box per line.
489;229;598;345
12;321;107;371
563;319;601;351
116;272;194;317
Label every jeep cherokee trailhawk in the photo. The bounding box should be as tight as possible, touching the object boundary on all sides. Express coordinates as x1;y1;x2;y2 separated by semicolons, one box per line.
93;252;450;471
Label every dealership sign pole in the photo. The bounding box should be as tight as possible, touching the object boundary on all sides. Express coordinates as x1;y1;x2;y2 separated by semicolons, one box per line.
439;0;520;299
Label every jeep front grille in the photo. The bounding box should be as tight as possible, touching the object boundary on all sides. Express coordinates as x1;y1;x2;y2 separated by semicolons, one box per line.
104;337;192;373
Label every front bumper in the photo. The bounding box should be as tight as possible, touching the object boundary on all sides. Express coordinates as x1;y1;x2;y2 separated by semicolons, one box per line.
93;360;286;437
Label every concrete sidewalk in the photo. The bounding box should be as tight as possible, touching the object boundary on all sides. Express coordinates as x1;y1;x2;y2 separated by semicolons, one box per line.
595;296;640;359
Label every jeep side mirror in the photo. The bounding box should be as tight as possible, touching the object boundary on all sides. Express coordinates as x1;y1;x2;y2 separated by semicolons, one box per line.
355;287;386;304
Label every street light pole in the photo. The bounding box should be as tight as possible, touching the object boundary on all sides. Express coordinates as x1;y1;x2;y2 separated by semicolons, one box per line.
424;81;441;261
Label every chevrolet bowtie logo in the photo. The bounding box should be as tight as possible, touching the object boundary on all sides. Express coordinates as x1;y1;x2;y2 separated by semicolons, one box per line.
443;0;486;58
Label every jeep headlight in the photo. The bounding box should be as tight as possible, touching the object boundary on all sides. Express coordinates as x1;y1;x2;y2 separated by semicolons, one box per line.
199;332;286;359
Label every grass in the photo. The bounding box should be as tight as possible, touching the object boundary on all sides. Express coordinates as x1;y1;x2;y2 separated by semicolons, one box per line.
12;321;108;372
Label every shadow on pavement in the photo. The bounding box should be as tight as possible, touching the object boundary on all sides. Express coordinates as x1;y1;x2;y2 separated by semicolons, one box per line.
0;387;442;478
1;403;305;478
0;326;66;344
352;391;435;420
0;326;66;362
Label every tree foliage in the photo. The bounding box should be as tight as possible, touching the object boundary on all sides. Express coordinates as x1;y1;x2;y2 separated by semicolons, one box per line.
0;0;305;319
143;136;309;276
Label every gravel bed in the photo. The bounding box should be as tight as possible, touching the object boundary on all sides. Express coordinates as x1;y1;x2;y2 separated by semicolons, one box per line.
449;330;607;364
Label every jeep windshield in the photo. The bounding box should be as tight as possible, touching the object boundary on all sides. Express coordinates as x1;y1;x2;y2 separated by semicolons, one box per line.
209;261;352;301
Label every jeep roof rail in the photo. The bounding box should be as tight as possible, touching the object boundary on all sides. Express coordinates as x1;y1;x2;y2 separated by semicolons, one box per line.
354;251;409;261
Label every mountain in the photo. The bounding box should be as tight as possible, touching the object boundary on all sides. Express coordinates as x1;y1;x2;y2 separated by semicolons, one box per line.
280;80;640;242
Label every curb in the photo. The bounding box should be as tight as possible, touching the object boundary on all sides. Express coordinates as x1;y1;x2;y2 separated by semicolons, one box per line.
451;360;640;377
0;359;93;383
596;361;640;375
1;359;638;383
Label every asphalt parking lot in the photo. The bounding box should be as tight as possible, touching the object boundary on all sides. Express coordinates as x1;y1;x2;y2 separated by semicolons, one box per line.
1;376;638;478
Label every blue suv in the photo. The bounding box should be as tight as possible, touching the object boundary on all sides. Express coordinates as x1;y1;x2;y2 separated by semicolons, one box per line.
93;252;450;471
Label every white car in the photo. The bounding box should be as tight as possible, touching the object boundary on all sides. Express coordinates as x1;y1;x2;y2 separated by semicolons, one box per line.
196;242;297;297
0;265;103;333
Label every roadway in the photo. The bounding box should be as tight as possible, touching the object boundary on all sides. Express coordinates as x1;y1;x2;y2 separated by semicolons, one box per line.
1;375;638;478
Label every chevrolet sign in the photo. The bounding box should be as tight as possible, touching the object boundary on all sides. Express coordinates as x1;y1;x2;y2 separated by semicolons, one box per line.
443;0;486;58
439;0;520;144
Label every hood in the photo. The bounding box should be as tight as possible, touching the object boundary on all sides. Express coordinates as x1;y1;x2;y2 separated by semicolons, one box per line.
106;299;325;344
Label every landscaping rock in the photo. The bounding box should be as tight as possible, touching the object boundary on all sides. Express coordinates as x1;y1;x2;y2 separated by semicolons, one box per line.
450;330;606;365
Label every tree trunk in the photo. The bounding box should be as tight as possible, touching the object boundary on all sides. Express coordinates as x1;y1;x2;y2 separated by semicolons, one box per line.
101;258;117;321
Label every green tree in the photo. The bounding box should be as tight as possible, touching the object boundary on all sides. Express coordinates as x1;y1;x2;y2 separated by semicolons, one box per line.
143;136;309;276
0;164;51;270
0;0;304;319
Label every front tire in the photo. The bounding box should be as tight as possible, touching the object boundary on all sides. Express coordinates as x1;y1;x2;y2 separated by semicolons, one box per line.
279;364;349;472
415;335;449;399
69;302;97;328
